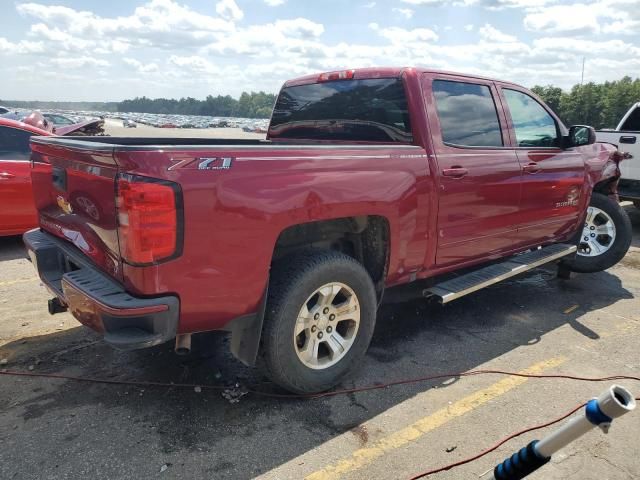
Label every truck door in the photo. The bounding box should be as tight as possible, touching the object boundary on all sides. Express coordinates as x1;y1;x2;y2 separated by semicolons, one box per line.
0;126;37;235
617;105;640;181
424;75;522;267
498;87;585;245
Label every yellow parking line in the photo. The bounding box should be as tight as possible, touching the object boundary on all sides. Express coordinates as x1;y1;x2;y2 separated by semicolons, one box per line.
305;356;567;480
0;277;38;287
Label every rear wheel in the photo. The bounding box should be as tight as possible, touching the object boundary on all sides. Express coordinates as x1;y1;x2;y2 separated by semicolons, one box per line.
260;250;377;394
563;192;632;273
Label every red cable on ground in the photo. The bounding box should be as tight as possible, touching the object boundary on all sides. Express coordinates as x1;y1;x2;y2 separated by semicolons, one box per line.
408;397;640;479
407;402;586;479
0;368;638;399
1;368;638;478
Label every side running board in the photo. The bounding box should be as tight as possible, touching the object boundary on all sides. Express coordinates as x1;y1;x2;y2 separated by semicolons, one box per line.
425;243;577;304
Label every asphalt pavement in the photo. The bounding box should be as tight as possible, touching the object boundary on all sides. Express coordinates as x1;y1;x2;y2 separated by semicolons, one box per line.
1;206;639;480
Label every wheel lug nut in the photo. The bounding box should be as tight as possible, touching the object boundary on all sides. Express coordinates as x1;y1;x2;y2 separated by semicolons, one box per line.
329;314;335;321
317;332;323;339
584;236;589;241
590;233;595;237
590;226;595;230
311;326;317;332
314;313;320;320
326;326;332;333
323;308;329;314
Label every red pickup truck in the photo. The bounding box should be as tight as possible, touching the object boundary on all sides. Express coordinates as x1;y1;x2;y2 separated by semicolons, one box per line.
24;67;631;393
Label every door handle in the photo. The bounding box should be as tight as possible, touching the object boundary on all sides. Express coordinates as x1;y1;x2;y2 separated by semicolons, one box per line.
0;172;16;180
442;167;468;178
619;136;637;144
523;163;541;174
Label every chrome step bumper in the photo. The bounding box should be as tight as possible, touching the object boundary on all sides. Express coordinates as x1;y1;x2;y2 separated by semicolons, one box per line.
425;244;577;304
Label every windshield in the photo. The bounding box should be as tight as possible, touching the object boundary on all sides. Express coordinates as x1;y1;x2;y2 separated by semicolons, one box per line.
269;77;413;143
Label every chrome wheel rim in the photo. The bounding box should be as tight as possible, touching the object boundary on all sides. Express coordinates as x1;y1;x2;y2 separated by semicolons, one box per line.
577;206;616;257
294;282;360;370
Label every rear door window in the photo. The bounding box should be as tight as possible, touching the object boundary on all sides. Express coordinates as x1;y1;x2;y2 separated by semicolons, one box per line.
503;89;560;148
620;107;640;131
269;78;413;142
0;126;33;161
432;80;503;147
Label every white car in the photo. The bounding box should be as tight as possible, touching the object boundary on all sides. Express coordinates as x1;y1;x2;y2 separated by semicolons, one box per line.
596;102;640;206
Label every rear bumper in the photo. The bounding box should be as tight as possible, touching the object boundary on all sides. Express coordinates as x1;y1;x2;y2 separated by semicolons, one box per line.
23;229;179;350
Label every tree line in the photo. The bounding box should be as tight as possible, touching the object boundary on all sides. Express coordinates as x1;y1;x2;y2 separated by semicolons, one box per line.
532;76;640;129
0;100;118;112
3;76;638;124
116;91;276;118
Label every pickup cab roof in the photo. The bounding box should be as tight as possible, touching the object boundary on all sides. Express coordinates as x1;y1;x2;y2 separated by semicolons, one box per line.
284;67;525;89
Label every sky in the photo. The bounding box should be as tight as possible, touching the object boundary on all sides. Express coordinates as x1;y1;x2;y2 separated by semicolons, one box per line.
1;0;639;101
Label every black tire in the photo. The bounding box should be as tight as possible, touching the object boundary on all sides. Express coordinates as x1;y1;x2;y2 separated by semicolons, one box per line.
633;200;640;210
563;192;632;273
260;250;377;394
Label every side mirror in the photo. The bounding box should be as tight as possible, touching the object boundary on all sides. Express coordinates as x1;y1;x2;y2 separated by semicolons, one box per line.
567;125;596;147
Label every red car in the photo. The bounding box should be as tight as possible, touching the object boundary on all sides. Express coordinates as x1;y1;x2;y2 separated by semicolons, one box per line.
0;118;51;236
25;67;631;393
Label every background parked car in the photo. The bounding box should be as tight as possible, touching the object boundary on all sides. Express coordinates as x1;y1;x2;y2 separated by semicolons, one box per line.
43;113;78;126
0;118;51;236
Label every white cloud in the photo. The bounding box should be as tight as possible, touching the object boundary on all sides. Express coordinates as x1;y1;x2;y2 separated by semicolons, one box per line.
215;0;244;22
479;23;517;42
3;0;640;101
50;56;110;68
393;8;414;19
370;24;439;43
264;0;285;5
18;0;234;49
523;1;640;35
363;1;377;7
0;37;45;54
400;0;441;4
480;0;557;9
123;57;159;73
169;55;217;74
275;18;324;38
524;4;601;34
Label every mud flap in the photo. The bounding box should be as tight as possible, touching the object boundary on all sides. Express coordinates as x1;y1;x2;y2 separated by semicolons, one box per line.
227;281;268;366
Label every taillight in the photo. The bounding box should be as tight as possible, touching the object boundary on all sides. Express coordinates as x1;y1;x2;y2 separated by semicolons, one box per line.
116;174;182;265
317;69;355;82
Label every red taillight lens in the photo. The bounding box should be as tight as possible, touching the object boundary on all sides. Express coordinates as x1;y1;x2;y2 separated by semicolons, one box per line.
117;175;182;265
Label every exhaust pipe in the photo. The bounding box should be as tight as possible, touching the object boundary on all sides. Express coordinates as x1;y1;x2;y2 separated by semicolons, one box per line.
174;334;192;355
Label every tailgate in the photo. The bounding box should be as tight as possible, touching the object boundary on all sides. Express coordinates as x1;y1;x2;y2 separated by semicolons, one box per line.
30;137;122;279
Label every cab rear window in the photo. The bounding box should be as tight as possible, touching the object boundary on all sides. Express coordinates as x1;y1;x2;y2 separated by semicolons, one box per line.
269;78;413;143
0;126;33;160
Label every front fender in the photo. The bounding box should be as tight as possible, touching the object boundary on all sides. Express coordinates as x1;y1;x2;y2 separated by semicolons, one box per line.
587;143;624;200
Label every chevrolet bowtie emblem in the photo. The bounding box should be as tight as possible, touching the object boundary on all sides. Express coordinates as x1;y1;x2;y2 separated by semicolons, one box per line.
57;195;73;214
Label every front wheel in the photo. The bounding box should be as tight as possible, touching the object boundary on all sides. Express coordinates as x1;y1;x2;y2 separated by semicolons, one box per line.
260;250;377;394
563;192;632;273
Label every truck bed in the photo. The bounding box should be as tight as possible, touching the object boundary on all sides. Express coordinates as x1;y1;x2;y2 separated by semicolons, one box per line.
31;136;270;151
